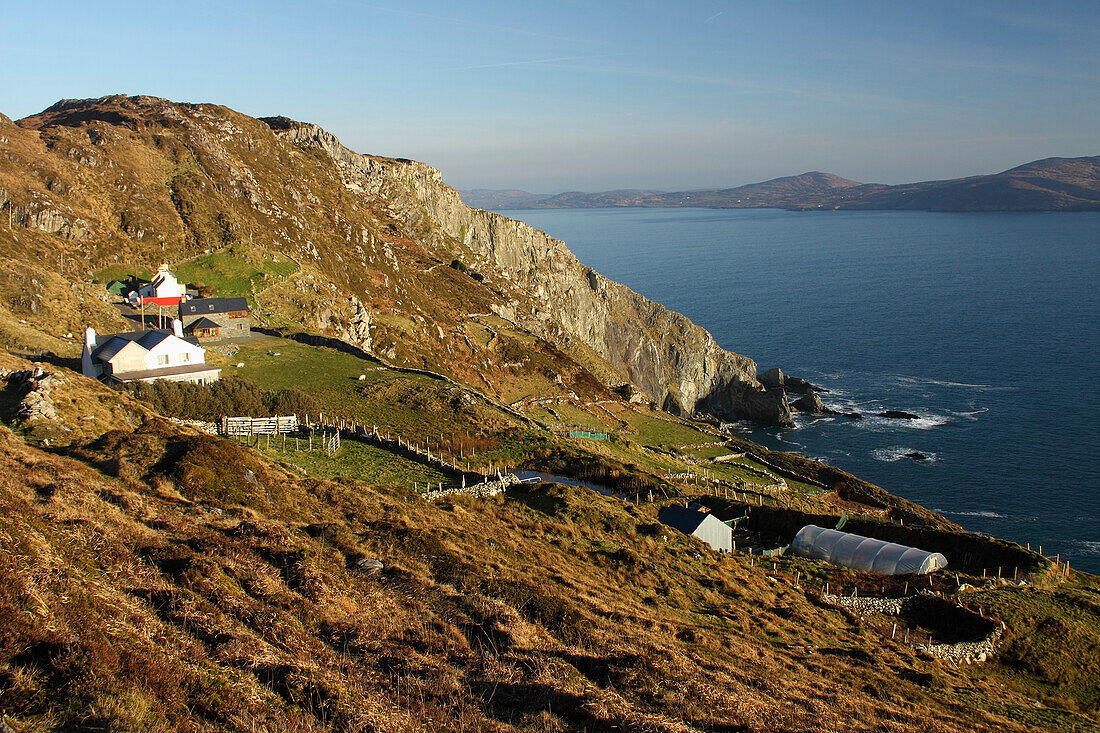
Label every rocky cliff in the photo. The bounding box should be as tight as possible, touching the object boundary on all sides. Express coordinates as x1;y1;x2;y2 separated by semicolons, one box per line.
263;119;792;425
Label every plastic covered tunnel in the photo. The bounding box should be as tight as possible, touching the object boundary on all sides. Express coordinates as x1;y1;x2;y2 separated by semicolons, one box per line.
790;525;948;575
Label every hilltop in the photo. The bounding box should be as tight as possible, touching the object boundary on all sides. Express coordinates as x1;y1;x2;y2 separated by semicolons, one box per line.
0;94;790;426
462;158;1100;212
0;96;1097;731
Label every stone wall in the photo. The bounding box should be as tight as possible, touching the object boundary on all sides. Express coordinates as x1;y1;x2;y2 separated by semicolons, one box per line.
422;474;522;502
821;592;1005;665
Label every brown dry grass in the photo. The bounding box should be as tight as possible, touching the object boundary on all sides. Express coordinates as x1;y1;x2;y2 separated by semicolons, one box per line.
0;364;1093;732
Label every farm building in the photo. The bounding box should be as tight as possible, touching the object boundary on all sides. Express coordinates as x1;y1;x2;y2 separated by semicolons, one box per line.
790;525;948;575
81;321;220;385
659;503;733;553
179;297;250;340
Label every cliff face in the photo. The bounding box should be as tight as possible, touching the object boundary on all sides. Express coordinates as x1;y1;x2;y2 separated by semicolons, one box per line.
265;122;791;425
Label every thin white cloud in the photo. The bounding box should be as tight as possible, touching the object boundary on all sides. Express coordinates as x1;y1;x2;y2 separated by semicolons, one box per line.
704;11;723;24
439;53;623;73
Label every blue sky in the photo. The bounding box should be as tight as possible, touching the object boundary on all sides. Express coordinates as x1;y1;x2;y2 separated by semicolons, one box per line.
3;0;1098;191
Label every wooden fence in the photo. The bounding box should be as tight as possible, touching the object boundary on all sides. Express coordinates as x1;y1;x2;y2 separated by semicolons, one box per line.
222;415;299;436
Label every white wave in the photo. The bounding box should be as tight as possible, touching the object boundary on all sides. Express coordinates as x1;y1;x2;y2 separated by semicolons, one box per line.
894;375;1018;392
1074;541;1100;556
949;406;989;420
852;413;949;431
943;510;1008;519
907;414;950;430
871;446;938;463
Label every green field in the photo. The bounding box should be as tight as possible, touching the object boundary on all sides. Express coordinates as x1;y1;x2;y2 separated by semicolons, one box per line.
254;437;450;491
620;407;722;447
174;251;298;298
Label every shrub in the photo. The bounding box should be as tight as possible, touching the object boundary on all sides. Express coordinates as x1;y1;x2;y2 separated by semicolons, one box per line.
125;376;319;420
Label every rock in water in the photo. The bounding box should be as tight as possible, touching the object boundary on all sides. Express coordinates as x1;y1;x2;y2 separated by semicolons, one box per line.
880;410;920;420
760;367;785;390
784;376;825;395
792;392;825;414
905;451;929;461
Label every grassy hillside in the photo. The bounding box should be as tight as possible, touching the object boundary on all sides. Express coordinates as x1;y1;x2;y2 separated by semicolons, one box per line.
0;355;1096;732
0;349;1096;731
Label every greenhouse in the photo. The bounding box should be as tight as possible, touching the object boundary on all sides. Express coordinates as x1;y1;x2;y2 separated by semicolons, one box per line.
790;525;948;575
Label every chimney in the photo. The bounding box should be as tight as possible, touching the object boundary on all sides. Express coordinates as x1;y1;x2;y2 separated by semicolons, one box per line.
85;327;97;350
171;319;183;338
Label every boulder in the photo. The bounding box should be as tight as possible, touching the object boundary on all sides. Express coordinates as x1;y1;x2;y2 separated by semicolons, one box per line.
784;376;825;395
354;558;384;575
759;367;785;390
792;392;825;414
905;451;930;461
880;410;920;420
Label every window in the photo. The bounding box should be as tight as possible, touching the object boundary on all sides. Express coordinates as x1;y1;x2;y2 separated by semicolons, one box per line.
179;352;191;363
157;354;169;366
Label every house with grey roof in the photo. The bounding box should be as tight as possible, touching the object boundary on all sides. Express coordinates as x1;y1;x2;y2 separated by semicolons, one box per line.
658;503;733;553
81;321;220;385
178;297;250;340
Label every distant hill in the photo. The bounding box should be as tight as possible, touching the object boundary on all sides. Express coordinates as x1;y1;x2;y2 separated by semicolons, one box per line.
462;157;1100;212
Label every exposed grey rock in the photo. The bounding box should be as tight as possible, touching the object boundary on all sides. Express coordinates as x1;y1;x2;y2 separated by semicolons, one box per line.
354;558;384;575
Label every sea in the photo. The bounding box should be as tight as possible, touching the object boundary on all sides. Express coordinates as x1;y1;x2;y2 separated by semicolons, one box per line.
500;208;1100;574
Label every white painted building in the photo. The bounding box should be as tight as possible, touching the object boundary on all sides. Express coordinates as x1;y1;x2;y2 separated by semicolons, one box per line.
82;320;221;385
129;263;185;305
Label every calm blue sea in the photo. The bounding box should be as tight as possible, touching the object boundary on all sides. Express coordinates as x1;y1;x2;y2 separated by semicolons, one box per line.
501;208;1100;574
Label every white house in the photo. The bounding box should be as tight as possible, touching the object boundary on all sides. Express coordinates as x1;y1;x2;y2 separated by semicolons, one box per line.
82;321;221;385
129;263;185;306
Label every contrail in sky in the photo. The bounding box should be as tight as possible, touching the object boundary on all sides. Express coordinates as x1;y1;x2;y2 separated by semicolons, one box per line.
704;11;723;23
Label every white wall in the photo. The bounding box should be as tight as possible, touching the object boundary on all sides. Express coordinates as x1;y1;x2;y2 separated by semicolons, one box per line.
142;335;206;370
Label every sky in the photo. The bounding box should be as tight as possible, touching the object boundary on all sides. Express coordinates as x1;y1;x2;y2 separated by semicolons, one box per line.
2;0;1099;192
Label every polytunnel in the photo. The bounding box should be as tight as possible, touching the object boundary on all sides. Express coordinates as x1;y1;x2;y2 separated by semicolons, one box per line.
790;525;948;575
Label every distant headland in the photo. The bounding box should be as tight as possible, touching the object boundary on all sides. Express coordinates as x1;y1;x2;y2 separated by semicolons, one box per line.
463;156;1100;213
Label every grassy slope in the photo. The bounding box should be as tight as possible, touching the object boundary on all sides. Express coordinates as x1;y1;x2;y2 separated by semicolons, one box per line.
2;359;1097;732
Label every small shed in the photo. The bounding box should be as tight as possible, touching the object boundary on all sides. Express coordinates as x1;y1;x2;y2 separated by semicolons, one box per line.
105;280;127;296
790;525;947;575
659;504;733;553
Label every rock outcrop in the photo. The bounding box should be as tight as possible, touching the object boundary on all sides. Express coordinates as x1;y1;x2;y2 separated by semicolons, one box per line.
792;392;825;414
266;121;793;426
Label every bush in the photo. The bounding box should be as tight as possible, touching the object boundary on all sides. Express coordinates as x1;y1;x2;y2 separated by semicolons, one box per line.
125;376;319;420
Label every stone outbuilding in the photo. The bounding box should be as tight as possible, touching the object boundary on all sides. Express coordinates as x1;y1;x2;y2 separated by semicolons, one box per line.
178;297;250;340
